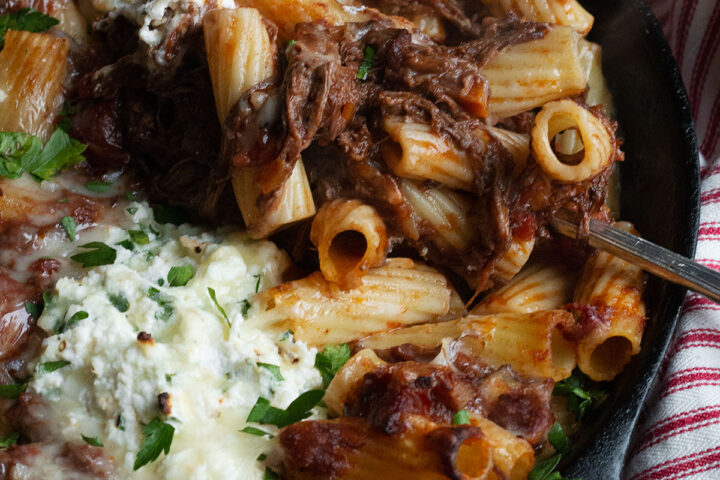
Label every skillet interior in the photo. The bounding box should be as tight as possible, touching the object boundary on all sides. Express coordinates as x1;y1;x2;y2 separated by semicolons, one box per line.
561;0;699;478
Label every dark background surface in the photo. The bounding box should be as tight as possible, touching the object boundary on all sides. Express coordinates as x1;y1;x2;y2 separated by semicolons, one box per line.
562;0;700;478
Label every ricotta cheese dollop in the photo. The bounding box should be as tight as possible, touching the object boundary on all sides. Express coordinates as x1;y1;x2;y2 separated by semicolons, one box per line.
30;202;322;479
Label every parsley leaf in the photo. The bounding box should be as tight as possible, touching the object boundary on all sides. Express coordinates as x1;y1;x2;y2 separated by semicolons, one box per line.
0;8;59;49
0;132;41;178
548;422;569;454
314;344;351;388
254;273;262;292
0;383;27;399
246;389;324;428
240;426;274;438
84;181;112;193
528;454;562;480
167;265;194;287
116;239;134;251
24;301;42;318
71;242;116;267
553;370;604;420
452;409;470;425
148;288;173;321
258;362;284;381
128;230;150;245
127;206;138;215
60;216;76;241
57;102;75;132
240;299;251;316
0;432;18;449
108;293;129;313
356;45;375;80
24;129;86;181
207;287;229;326
154;205;189;225
36;360;70;376
133;417;175;470
82;434;103;447
264;467;278;480
65;310;89;330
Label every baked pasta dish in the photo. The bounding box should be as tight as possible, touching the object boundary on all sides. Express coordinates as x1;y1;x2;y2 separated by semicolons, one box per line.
0;0;647;478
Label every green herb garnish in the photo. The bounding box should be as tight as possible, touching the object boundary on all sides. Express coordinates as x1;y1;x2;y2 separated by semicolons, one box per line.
36;360;70;376
133;417;175;470
0;383;27;399
258;362;284;381
148;288;173;321
60;216;76;241
82;434;104;447
0;432;18;449
314;344;351;388
356;45;375;80
246;389;324;428
128;230;150;245
553;370;604;420
452;409;470;425
207;287;229;326
71;242;116;267
108;293;129;313
84;181;112;193
167;265;194;287
0;8;59;49
240;426;274;438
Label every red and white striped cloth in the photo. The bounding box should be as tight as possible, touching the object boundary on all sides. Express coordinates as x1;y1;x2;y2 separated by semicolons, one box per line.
626;1;720;479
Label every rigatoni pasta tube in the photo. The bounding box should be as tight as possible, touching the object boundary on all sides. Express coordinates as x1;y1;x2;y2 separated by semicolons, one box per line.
310;199;389;289
482;26;585;120
470;415;535;480
253;258;458;345
492;235;535;284
204;8;316;237
279;417;494;480
531;99;614;183
0;30;69;141
578;39;613;112
357;310;577;381
475;262;579;315
573;222;646;381
382;117;475;191
399;179;475;252
479;0;594;35
487;126;530;173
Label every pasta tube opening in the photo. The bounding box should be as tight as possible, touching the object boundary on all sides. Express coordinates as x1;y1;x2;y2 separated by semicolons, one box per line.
589;336;633;379
455;436;493;478
310;199;389;289
531;99;614;183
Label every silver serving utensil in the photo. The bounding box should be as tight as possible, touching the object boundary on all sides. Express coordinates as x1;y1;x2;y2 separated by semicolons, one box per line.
553;211;720;304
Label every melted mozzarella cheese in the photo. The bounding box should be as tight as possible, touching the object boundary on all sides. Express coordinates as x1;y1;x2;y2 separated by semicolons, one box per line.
30;202;323;479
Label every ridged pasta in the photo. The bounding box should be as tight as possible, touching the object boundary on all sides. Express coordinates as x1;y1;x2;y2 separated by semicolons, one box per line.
470;415;535;480
493;235;536;284
482;26;586;121
531;99;614;183
399;179;475;252
573;222;646;381
479;0;594;35
0;30;69;141
579;39;613;112
382;117;476;191
310;198;389;289
253;258;461;345
204;8;316;237
357;310;577;381
476;261;579;315
324;349;387;416
280;416;494;480
487;126;531;172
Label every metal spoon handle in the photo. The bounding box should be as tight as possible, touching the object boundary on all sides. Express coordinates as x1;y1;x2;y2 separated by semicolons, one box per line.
553;213;720;304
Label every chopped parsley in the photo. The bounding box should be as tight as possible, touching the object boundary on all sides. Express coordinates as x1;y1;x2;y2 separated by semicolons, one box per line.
36;360;70;376
167;265;194;287
257;362;284;381
70;242;116;268
254;273;262;292
127;206;138;215
133;417;175;471
207;287;229;326
240;426;274;438
314;344;351;388
154;204;189;225
257;453;267;462
148;288;173;321
452;409;470;425
240;299;251;316
0;129;85;181
128;229;150;245
246;389;324;428
116;239;134;251
356;45;375;81
553;370;604;420
264;467;279;480
62;310;89;331
0;8;59;49
528;422;578;480
108;293;129;313
81;434;103;447
0;382;27;399
0;432;18;449
60;216;76;241
84;181;112;193
165;373;175;384
57;102;75;132
24;301;42;318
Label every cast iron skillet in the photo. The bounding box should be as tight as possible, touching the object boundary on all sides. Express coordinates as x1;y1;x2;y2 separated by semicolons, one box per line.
560;0;699;478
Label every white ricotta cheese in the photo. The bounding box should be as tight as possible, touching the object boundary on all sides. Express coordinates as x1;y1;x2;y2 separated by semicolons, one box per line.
30;202;323;479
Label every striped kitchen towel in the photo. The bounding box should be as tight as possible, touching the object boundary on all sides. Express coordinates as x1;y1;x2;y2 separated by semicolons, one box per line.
626;1;720;479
